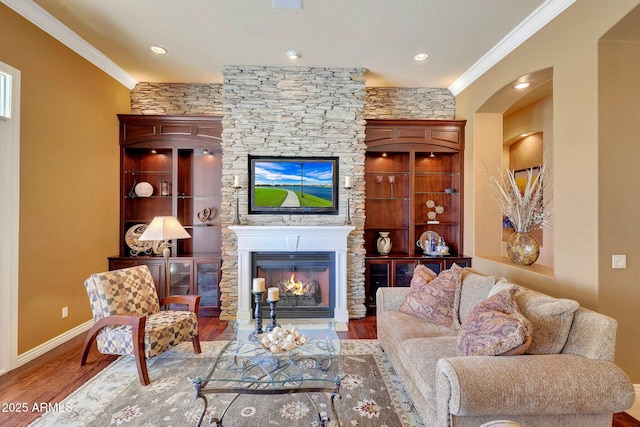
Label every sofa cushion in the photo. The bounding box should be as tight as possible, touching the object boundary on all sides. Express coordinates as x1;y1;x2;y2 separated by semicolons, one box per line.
399;264;462;328
490;282;579;354
457;288;532;356
379;310;458;343
458;269;496;324
398;336;459;404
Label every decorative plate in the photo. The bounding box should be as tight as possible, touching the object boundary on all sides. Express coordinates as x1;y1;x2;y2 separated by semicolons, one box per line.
125;224;153;254
134;181;153;197
417;230;440;252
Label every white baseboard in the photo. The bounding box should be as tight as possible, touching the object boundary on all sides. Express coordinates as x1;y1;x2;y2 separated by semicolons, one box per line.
17;320;93;367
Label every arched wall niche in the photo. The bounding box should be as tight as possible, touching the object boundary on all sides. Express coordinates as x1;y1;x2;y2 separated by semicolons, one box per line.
473;67;554;272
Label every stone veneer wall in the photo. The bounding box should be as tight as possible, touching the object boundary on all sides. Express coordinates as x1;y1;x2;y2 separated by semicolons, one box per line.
364;87;454;119
131;84;455;120
220;65;367;320
131;83;224;115
128;75;455;320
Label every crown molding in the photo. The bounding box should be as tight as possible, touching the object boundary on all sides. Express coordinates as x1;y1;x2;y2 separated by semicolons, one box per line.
448;0;575;96
1;0;138;90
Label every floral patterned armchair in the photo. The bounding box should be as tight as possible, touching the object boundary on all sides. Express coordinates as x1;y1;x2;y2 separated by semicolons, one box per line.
80;265;201;385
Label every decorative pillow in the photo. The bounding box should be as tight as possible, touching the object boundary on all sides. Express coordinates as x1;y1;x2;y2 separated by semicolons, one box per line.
409;263;438;290
458;269;496;324
488;282;579;354
399;264;462;328
457;288;532;356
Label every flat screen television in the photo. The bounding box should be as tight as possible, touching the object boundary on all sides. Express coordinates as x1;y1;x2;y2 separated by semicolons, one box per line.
248;156;339;215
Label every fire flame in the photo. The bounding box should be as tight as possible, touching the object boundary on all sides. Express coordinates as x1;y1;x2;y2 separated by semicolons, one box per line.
284;274;305;296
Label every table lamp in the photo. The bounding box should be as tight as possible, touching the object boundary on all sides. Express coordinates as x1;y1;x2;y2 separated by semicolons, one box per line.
138;216;191;298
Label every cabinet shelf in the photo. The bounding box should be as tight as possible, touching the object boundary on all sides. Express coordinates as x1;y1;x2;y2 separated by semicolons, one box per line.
367;197;410;201
125;170;172;175
415;172;459;176
125;195;172;199
414;191;459;195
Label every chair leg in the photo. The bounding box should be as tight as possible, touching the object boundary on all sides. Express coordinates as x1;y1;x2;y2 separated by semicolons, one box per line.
192;335;202;354
132;317;150;386
80;323;102;366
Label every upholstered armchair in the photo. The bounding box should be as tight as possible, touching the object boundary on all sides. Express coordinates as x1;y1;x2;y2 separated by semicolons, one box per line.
80;265;201;385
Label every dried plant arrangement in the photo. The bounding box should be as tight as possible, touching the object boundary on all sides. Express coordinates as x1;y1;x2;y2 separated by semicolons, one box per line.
486;159;552;233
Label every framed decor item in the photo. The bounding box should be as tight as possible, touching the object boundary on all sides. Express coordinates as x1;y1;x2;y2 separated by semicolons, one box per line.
248;156;339;215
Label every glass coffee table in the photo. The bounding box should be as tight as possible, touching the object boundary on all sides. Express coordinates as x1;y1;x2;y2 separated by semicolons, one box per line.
188;322;342;427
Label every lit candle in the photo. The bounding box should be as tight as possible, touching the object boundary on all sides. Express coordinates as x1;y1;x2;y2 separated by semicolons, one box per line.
344;176;352;188
267;287;279;302
252;278;265;293
234;175;241;188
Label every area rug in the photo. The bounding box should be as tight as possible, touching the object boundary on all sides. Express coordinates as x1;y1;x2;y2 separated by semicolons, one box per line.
30;340;424;426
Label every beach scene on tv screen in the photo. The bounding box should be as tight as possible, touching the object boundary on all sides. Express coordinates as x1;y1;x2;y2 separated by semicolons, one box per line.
253;160;334;208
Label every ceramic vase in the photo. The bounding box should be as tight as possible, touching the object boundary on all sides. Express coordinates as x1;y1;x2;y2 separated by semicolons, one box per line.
506;232;540;266
376;231;392;256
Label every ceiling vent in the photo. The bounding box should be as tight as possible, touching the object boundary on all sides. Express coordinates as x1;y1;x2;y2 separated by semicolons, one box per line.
272;0;302;9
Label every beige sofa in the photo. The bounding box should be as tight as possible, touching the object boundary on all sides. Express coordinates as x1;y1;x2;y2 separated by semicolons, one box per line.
377;267;635;427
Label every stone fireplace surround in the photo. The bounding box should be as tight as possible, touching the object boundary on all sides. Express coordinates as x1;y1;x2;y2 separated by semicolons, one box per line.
230;225;354;326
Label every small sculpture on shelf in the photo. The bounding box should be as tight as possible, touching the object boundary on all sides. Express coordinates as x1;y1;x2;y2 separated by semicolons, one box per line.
197;207;215;223
426;200;444;224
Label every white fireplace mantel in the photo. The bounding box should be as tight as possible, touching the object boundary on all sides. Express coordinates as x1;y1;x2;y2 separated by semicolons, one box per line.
230;225;355;325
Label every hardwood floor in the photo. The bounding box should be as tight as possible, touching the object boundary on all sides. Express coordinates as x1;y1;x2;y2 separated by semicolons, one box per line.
0;316;635;427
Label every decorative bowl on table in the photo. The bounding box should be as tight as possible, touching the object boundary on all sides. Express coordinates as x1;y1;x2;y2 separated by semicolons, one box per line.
255;325;308;354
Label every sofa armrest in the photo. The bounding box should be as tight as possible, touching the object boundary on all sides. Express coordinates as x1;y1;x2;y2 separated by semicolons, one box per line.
436;354;635;423
376;286;410;314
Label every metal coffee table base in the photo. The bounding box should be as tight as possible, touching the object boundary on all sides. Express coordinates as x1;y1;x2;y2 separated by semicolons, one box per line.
192;381;342;427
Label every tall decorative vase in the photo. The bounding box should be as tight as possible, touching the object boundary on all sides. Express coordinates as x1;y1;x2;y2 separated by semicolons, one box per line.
376;231;392;256
506;232;540;266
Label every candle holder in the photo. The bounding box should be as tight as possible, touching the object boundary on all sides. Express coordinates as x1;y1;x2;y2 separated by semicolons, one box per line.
388;175;396;199
376;176;383;198
265;299;280;332
344;183;353;226
252;290;265;335
232;184;241;225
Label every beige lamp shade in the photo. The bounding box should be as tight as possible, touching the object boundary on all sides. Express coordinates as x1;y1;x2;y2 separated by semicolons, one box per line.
139;216;191;242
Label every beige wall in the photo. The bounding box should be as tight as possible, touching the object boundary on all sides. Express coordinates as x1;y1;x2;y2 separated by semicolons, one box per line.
598;38;640;381
456;0;640;380
0;5;131;353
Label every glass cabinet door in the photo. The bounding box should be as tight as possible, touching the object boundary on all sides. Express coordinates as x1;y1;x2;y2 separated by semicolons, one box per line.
394;261;417;287
196;260;220;310
366;261;390;313
169;262;192;296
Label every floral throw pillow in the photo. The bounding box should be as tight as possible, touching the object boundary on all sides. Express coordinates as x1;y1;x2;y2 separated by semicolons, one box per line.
398;264;462;327
457;287;532;356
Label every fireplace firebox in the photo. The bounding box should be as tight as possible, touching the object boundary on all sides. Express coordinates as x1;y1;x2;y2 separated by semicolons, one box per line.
252;252;335;319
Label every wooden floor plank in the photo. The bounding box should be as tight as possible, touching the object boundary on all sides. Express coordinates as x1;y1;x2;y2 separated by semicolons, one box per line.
0;316;636;427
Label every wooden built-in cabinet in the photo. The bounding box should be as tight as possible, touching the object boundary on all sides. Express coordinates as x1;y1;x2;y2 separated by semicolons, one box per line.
364;119;471;314
109;115;224;316
108;256;221;317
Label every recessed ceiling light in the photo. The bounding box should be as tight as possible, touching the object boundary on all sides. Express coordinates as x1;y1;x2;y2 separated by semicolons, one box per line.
150;46;167;54
414;53;429;61
514;82;530;90
286;50;302;59
520;133;529;137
